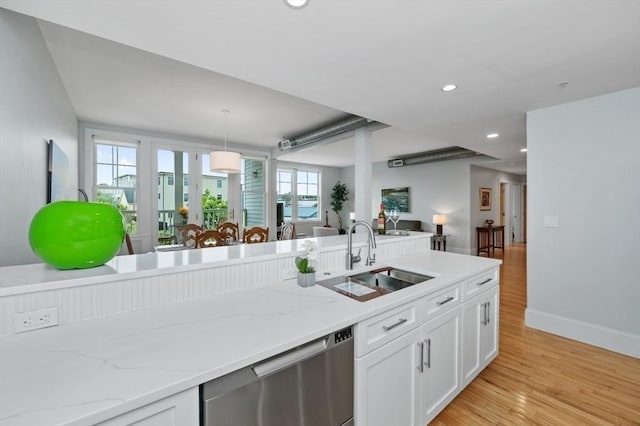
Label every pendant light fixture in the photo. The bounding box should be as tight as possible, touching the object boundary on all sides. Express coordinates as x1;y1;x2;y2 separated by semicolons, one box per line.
210;109;241;174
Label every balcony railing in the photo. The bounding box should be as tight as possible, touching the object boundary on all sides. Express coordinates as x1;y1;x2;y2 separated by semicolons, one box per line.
158;208;229;233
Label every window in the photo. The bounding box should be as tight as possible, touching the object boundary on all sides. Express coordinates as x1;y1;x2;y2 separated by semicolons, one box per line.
217;179;222;188
184;176;189;187
277;168;320;221
94;142;138;234
183;194;189;202
241;158;266;227
167;175;174;186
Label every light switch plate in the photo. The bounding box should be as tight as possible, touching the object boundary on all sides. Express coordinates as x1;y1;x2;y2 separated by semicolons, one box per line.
543;215;559;227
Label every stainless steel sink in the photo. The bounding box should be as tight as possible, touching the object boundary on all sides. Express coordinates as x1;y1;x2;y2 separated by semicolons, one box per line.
317;266;433;301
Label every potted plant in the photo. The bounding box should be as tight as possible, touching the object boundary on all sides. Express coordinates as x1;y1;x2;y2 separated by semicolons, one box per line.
330;181;350;234
295;240;318;287
178;206;189;224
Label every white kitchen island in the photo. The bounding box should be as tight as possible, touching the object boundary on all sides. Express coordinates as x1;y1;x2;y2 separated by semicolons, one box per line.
0;233;500;426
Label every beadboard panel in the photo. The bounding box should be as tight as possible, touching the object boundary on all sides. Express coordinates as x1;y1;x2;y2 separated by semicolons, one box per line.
0;259;282;336
0;236;430;336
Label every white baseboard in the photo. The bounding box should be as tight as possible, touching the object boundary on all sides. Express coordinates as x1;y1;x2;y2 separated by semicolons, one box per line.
525;309;639;358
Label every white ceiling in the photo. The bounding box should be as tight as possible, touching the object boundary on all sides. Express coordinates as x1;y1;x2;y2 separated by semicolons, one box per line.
3;0;640;174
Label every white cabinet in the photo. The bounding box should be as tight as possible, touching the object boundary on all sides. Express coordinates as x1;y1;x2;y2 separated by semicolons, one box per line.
355;301;462;426
97;387;199;426
354;327;421;426
419;305;462;425
462;285;499;387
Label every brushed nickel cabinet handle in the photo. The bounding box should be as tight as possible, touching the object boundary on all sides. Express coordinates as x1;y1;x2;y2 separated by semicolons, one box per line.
417;341;424;373
425;339;431;369
477;278;492;286
436;296;454;306
382;317;407;332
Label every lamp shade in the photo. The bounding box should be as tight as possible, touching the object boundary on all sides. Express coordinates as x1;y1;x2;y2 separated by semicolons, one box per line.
210;150;241;173
433;214;447;225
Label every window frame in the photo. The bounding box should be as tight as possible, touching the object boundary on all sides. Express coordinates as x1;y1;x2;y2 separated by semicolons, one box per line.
277;167;321;221
92;138;140;234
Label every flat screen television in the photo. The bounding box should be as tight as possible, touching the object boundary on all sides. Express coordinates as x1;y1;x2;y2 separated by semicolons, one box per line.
47;139;72;203
276;202;284;226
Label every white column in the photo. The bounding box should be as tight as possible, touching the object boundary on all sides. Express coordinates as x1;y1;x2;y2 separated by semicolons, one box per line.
354;127;372;225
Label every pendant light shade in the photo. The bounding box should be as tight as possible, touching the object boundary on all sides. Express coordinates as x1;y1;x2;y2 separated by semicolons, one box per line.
210;109;241;173
209;150;241;173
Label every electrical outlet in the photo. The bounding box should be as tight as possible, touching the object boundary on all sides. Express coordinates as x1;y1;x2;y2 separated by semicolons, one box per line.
14;307;58;333
281;267;298;280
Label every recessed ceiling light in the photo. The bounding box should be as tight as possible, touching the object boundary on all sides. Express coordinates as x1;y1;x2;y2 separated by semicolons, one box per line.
486;133;499;139
284;0;308;8
441;84;457;92
520;148;528;152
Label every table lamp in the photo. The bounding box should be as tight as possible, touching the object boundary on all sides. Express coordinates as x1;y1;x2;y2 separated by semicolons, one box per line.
433;214;447;235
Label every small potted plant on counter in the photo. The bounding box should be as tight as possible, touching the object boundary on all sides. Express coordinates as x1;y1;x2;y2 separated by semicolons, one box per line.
295;239;318;287
330;181;350;234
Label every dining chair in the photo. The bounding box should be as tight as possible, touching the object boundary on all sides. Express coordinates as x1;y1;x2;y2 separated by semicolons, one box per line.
125;233;134;255
181;224;203;247
217;221;240;243
243;226;269;244
279;222;296;240
313;226;339;237
196;230;227;248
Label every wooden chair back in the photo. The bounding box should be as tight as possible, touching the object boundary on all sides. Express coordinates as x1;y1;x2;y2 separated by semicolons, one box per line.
181;224;203;247
217;221;239;242
243;226;269;244
279;222;296;240
196;230;226;248
125;233;134;255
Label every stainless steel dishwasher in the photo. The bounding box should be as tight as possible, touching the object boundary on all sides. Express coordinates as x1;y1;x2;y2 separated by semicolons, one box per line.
201;326;354;426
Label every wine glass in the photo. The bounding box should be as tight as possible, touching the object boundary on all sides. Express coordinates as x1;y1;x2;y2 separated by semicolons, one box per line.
388;209;400;234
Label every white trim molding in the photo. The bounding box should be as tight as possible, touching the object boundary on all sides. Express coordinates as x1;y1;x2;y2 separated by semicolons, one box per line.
525;308;639;359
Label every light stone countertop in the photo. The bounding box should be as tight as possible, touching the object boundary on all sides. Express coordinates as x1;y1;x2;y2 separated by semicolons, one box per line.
0;232;423;297
0;240;500;426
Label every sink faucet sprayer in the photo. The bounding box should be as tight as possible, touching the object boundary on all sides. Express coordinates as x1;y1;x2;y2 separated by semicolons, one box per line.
346;220;377;270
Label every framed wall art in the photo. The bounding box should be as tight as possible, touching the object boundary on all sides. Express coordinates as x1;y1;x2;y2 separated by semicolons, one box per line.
479;187;492;211
381;187;410;212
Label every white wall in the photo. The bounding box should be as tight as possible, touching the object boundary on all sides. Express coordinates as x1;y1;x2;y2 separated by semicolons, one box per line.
0;9;78;266
526;87;640;357
348;160;525;254
368;159;474;253
470;166;526;252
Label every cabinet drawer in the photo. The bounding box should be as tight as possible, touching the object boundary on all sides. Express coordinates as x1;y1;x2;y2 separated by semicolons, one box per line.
355;302;419;357
462;269;498;300
424;284;461;321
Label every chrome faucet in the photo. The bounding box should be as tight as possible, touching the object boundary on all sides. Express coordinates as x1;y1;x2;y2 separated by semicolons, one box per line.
346;220;377;270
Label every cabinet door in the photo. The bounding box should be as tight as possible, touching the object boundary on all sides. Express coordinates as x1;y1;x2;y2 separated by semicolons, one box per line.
97;387;198;426
419;305;462;426
462;286;499;387
355;328;421;426
480;286;499;366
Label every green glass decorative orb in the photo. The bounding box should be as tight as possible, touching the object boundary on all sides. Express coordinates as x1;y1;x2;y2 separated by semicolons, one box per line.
29;201;126;270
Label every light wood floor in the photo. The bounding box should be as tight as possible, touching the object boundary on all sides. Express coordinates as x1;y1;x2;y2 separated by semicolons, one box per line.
432;244;640;425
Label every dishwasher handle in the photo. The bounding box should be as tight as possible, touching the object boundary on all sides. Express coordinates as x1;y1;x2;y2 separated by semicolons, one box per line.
252;338;329;378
